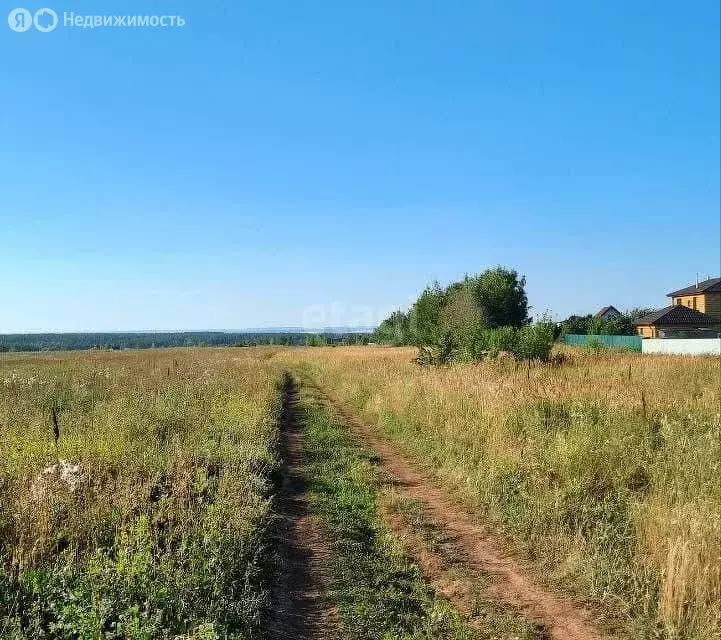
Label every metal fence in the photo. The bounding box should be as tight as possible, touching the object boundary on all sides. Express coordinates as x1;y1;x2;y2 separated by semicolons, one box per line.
562;334;643;351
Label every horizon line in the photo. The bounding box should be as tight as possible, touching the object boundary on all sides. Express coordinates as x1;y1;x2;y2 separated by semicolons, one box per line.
0;326;378;336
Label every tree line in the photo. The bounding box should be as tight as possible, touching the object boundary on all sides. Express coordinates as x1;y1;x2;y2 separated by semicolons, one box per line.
0;331;371;352
555;309;654;337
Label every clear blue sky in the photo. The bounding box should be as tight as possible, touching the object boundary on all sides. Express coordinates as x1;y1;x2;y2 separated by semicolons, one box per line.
1;1;719;331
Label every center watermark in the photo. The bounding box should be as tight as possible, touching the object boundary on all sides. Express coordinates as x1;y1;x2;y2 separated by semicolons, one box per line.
7;8;186;32
299;300;414;331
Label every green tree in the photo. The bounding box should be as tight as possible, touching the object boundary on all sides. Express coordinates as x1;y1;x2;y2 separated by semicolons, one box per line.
587;315;612;335
408;283;445;346
375;266;531;363
483;326;517;357
465;267;529;328
439;285;487;360
373;310;411;345
558;314;593;336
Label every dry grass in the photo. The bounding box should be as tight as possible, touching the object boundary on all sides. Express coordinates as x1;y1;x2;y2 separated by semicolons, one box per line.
276;345;721;639
0;347;283;639
2;344;717;638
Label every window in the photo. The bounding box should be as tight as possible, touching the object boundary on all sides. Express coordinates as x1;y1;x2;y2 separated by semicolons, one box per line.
693;297;697;309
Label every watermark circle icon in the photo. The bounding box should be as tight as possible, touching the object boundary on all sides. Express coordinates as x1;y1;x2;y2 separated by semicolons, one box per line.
8;8;32;32
34;7;57;32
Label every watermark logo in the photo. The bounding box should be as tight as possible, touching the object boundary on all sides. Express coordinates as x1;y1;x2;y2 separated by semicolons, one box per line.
34;8;57;32
8;7;57;31
299;299;414;331
7;8;184;32
8;7;32;31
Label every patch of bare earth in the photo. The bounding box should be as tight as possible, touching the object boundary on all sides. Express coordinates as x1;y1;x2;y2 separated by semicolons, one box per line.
381;492;551;639
317;384;610;640
266;379;340;640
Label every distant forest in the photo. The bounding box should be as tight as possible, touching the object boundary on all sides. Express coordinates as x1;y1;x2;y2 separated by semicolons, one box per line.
0;331;371;352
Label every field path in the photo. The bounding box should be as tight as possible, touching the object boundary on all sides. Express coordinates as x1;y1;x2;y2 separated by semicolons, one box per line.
315;383;609;640
266;377;340;640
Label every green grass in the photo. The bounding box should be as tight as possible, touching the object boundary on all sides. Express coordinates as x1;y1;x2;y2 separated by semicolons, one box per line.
0;349;282;639
299;385;471;640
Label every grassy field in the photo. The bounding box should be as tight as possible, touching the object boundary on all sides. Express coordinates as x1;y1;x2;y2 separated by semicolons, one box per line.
1;345;718;639
0;348;282;639
277;346;721;640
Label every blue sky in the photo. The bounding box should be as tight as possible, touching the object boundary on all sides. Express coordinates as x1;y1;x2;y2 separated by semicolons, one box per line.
1;1;719;331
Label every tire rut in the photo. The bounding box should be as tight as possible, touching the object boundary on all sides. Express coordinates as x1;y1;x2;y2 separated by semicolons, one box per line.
314;383;610;640
266;376;340;640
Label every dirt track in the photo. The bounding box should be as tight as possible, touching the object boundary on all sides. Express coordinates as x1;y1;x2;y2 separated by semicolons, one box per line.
316;383;609;640
266;379;339;640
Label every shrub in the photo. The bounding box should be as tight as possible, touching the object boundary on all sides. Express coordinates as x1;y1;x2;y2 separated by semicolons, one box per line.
586;337;605;353
513;320;555;362
483;326;517;357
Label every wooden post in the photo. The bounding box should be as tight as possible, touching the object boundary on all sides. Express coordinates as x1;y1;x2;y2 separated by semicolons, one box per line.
51;406;60;462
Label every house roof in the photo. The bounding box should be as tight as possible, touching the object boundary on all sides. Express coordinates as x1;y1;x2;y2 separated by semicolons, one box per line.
596;305;620;317
633;305;718;327
667;277;721;297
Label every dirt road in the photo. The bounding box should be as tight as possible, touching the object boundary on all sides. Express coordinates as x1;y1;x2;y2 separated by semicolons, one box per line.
316;383;609;640
266;378;339;640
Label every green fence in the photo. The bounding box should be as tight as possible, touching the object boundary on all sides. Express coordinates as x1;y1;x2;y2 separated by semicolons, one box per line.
562;334;642;351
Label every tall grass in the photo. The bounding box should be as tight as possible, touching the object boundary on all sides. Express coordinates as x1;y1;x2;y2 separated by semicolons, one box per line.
0;348;282;639
277;346;721;639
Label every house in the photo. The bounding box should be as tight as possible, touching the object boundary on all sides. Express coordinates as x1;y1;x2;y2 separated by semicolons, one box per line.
633;305;718;338
666;277;721;322
595;305;621;320
633;277;721;338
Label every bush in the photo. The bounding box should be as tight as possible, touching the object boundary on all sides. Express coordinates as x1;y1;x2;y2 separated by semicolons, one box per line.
415;321;556;365
415;334;456;366
483;326;517;357
585;337;605;353
513;320;555;362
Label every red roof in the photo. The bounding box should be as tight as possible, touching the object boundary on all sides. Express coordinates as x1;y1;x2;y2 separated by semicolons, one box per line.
596;305;620;318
